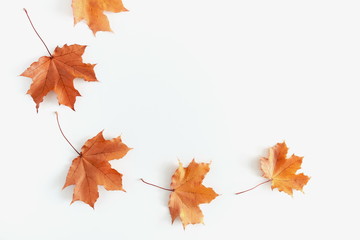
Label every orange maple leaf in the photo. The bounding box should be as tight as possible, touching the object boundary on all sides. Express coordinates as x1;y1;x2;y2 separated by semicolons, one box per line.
260;142;310;196
168;160;218;228
63;131;131;208
72;0;128;34
21;44;97;111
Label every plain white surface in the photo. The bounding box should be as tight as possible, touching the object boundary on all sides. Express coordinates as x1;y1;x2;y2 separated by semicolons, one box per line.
1;0;359;239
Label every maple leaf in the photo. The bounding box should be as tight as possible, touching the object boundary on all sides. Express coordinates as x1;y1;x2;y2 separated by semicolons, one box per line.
72;0;128;34
260;142;310;196
21;44;97;111
168;160;218;228
63;131;131;208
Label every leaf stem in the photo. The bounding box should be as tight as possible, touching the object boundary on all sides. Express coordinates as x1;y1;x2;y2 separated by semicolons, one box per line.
140;178;174;192
23;8;53;58
55;112;81;156
235;179;271;195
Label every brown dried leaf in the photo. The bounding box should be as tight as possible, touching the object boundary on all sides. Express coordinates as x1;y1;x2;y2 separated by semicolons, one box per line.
63;131;131;208
260;142;310;196
21;44;97;111
168;159;218;228
72;0;128;34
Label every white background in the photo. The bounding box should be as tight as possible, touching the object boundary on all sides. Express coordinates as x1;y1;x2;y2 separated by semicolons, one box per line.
1;0;359;239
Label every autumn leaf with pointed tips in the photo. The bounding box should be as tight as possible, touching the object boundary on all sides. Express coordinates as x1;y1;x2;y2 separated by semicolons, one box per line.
72;0;128;34
260;142;310;196
21;44;97;111
168;160;218;228
63;131;131;208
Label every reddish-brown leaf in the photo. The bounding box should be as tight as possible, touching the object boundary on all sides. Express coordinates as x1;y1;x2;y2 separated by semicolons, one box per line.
72;0;128;34
260;142;310;196
21;44;97;111
63;131;131;208
168;160;218;228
